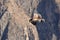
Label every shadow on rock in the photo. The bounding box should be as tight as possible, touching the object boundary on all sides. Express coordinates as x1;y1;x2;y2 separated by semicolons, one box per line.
0;2;7;19
1;21;9;40
36;0;60;40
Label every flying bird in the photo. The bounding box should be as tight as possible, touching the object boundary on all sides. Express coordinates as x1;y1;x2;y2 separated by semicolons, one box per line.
29;13;45;25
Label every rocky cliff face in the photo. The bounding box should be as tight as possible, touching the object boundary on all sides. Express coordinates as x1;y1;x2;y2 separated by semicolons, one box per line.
0;0;39;40
0;0;60;40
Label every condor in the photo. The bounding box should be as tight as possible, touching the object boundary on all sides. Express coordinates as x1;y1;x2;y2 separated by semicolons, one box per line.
29;13;45;25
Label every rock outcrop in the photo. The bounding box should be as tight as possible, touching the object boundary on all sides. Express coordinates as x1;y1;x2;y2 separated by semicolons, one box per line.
0;0;39;40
